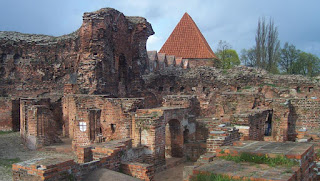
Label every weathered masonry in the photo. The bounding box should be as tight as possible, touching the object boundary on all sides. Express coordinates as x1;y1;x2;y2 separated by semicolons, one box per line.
0;7;318;181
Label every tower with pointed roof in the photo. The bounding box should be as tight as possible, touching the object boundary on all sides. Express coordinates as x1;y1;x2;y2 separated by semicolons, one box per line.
159;13;219;68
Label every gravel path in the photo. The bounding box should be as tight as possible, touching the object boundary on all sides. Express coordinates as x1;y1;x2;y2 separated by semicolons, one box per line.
0;132;75;181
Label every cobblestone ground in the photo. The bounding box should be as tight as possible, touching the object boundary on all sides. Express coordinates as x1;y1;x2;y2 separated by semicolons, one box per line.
0;132;76;181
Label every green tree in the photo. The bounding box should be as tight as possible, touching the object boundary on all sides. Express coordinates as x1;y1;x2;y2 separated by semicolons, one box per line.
240;48;256;67
293;52;320;77
254;17;280;73
279;42;300;74
216;40;240;69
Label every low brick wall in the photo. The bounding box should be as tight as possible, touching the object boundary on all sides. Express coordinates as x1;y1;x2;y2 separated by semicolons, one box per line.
215;141;316;181
121;162;154;181
13;139;156;181
206;126;240;153
12;158;78;181
77;146;93;163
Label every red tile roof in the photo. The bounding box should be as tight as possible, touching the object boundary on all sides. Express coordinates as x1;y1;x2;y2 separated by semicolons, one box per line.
159;13;217;59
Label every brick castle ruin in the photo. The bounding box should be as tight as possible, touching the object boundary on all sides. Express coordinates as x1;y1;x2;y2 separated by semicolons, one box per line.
0;8;319;181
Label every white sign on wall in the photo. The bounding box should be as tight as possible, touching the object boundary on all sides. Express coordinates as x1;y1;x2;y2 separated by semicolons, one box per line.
79;122;87;132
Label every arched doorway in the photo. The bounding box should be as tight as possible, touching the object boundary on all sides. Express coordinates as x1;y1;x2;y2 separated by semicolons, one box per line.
165;119;183;158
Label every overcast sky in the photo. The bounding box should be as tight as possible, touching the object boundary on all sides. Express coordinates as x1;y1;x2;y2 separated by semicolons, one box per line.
0;0;319;56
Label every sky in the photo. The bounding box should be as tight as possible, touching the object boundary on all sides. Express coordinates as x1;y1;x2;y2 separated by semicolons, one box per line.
0;0;319;56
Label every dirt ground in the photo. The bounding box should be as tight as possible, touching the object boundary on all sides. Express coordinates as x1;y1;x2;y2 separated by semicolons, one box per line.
0;132;75;181
154;162;194;181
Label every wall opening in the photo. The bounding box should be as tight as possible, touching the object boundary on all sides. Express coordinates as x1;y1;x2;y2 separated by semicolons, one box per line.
111;124;116;133
118;54;127;83
12;99;20;131
264;112;272;136
183;128;189;143
165;119;183;158
180;87;185;92
308;87;314;93
169;87;174;92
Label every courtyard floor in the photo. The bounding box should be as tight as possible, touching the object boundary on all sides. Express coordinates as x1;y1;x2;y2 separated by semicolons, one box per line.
0;132;76;181
154;161;194;181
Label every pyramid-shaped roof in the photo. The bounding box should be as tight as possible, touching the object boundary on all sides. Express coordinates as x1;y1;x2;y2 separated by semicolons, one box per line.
159;13;217;59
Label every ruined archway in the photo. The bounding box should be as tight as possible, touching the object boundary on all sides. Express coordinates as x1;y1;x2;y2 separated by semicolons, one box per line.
165;119;183;158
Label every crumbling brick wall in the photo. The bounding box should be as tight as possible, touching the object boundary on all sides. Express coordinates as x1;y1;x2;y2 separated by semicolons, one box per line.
0;8;154;99
121;162;154;181
230;109;271;141
206;127;240;153
72;108;102;150
266;98;320;142
20;98;60;149
62;94;144;140
133;107;193;168
291;98;320;131
268;99;291;142
0;97;13;131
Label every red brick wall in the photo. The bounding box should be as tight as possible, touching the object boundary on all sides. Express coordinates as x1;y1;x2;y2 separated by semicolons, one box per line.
63;94;144;142
0;97;13;131
206;127;240;153
20;98;59;149
121;162;154;181
291;98;320;131
0;8;154;99
186;58;218;68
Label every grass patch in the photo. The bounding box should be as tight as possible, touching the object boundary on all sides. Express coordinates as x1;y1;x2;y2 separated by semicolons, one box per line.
0;131;13;135
192;173;246;181
222;70;228;75
259;83;277;88
220;153;298;167
243;86;252;90
316;149;320;160
0;158;20;168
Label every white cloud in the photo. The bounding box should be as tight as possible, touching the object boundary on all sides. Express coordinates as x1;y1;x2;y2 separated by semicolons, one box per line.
147;35;164;51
